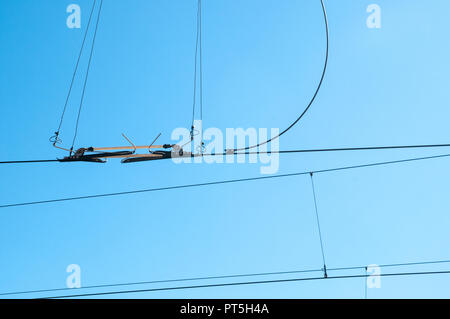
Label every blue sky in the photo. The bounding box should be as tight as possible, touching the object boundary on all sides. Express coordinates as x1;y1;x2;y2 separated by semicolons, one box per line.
1;0;450;298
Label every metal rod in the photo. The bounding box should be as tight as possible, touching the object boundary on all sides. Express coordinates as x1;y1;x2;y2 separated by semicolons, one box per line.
53;144;71;152
96;153;165;159
93;145;166;151
149;133;162;150
122;133;137;153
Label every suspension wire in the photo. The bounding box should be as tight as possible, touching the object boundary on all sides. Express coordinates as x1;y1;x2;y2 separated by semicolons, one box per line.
309;172;328;277
190;0;204;152
190;0;200;132
326;259;450;272
44;270;450;299
70;0;104;153
51;0;98;145
364;267;368;299
199;0;203;126
230;0;329;153
1;152;450;209
2;258;450;297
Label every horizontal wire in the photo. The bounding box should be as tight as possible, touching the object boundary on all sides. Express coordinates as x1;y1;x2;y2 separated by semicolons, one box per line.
331;259;450;272
234;143;450;155
0;269;322;297
0;160;59;164
2;153;450;296
3;259;450;298
1;143;450;165
1;153;450;209
44;270;450;299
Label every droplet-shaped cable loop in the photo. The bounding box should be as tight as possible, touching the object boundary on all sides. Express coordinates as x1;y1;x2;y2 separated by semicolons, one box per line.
229;0;330;153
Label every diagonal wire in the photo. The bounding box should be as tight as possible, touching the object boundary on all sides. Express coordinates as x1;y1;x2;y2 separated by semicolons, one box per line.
2;259;450;297
54;0;97;138
1;153;450;209
43;270;450;299
0;268;322;297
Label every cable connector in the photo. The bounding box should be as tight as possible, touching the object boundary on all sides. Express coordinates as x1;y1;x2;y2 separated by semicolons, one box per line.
190;126;195;141
225;149;235;155
49;131;61;145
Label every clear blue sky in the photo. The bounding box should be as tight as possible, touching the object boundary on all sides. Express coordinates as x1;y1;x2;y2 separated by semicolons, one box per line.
1;0;450;298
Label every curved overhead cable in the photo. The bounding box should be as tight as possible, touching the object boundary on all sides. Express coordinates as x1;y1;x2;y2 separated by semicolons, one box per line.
230;0;329;152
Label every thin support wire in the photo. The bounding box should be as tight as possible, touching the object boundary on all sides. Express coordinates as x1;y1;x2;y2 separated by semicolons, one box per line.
309;172;328;278
190;0;204;153
71;0;104;153
51;0;97;145
364;266;368;299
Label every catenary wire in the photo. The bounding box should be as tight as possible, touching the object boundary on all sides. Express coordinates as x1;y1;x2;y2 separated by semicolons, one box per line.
43;270;450;299
2;259;450;297
2;143;450;165
0;160;59;164
1;153;450;209
0;268;322;297
5;0;446;300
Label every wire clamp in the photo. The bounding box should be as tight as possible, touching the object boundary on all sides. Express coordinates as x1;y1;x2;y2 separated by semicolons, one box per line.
323;265;328;278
